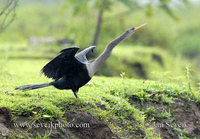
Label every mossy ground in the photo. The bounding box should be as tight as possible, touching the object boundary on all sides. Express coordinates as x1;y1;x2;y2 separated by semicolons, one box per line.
0;1;200;138
0;45;199;139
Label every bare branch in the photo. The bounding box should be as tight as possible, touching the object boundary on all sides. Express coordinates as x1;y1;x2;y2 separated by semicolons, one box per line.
0;0;18;33
0;0;13;16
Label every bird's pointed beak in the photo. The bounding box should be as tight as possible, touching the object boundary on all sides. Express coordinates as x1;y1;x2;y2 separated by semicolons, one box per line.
135;23;147;31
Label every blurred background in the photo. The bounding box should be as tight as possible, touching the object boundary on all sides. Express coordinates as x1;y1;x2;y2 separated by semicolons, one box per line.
0;0;199;86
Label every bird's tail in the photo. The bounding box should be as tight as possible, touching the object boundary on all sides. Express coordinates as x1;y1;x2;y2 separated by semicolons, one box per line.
15;82;52;90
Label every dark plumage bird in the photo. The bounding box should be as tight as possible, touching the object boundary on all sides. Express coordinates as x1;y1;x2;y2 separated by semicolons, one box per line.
15;24;146;98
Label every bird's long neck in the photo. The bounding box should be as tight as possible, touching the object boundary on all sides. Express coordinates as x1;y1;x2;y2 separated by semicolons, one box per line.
87;28;135;77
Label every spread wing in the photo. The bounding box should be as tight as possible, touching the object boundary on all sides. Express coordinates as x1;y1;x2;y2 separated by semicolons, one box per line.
41;47;80;80
75;46;96;63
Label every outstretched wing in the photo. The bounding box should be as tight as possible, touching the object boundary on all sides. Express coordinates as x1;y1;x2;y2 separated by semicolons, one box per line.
75;46;96;63
41;47;79;80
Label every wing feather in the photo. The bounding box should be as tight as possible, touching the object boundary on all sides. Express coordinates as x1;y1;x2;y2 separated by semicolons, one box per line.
41;47;79;80
75;46;96;63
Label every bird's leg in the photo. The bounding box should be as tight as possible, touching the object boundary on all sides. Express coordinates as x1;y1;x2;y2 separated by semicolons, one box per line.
73;91;79;98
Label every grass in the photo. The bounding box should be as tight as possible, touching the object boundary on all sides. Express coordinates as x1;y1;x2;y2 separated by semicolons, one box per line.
0;46;199;138
0;2;199;138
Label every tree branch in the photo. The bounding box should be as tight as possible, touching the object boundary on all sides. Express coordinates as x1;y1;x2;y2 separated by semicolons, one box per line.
0;0;18;33
91;0;106;46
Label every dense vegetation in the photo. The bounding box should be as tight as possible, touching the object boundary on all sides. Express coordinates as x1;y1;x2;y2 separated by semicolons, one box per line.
0;48;199;138
0;2;199;80
1;2;200;56
0;1;199;138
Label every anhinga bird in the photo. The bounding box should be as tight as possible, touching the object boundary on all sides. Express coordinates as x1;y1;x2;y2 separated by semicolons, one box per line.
16;24;146;98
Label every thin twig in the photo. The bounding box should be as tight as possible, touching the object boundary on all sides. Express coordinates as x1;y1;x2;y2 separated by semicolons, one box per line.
0;0;13;16
0;0;18;32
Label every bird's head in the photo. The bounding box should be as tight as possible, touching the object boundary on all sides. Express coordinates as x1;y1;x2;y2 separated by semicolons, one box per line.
126;23;147;36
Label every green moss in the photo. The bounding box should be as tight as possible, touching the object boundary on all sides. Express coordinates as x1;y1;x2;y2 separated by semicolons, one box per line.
0;51;199;138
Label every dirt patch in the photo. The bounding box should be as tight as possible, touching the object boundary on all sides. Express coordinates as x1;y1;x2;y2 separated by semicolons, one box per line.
154;99;200;139
129;95;200;139
65;112;118;139
1;96;200;138
0;107;12;136
0;108;118;139
172;99;200;138
130;101;179;139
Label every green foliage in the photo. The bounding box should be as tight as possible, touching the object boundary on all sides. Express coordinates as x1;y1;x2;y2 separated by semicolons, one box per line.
1;3;200;59
0;1;199;138
98;45;200;83
64;0;138;14
0;0;18;32
0;5;69;43
0;44;199;138
64;0;187;20
174;6;200;58
156;110;172;120
1;3;199;82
